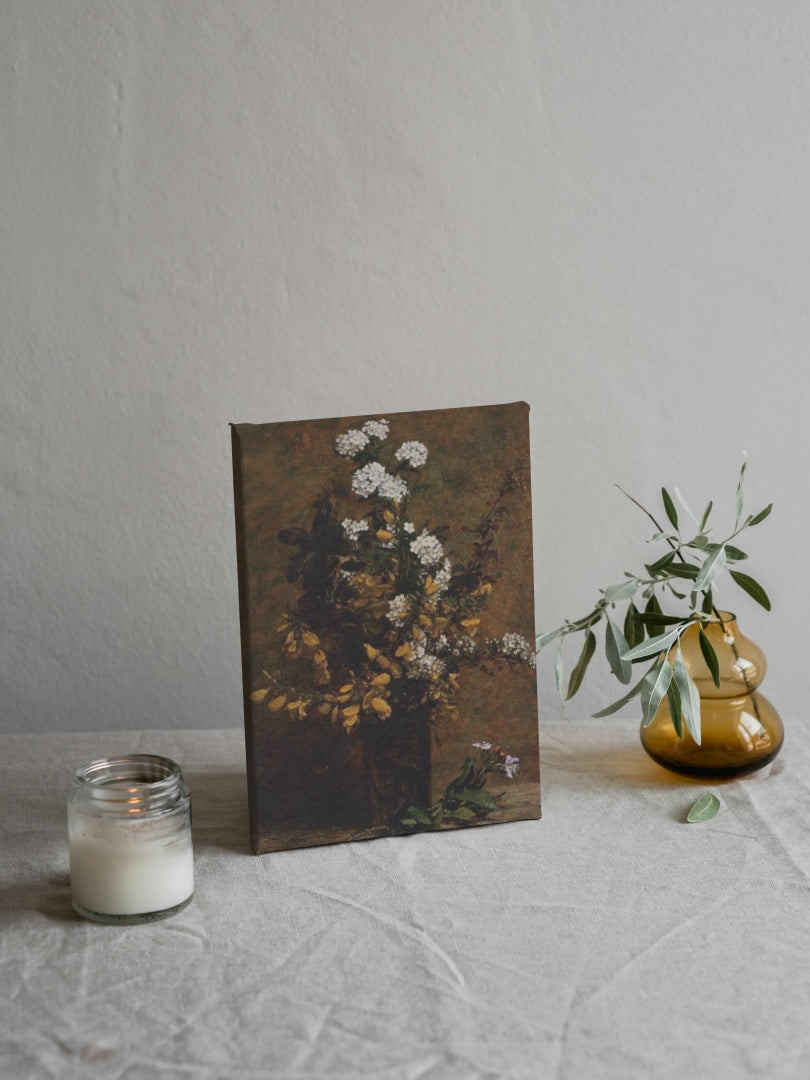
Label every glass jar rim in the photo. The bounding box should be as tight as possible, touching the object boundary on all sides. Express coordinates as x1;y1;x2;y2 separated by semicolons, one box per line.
72;754;187;814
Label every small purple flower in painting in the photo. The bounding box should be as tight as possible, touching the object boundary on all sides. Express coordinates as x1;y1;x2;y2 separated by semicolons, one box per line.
472;741;520;780
500;755;520;780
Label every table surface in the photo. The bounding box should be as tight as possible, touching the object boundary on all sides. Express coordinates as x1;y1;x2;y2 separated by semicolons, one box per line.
2;720;808;1080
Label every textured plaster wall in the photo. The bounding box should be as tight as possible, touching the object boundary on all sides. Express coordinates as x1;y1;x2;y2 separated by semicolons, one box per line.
3;1;808;733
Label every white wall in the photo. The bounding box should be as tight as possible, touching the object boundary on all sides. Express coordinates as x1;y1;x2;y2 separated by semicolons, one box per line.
2;0;806;734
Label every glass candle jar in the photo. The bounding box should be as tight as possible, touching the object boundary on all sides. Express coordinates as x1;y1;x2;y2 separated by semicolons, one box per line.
68;754;194;924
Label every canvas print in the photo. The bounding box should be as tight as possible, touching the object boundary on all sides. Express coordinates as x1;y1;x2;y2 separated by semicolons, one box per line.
232;401;540;853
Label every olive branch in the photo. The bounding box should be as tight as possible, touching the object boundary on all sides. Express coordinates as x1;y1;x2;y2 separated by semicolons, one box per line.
536;454;773;744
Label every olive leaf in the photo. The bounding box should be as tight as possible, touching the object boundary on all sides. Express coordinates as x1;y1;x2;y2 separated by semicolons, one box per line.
536;626;564;650
698;627;721;688
604;579;639;605
687;792;720;823
699;500;713;532
674;485;699;524
673;644;702;745
640;659;673;727
636;613;687;629
624;601;644;650
694;544;726;595
661;487;679;530
623;625;685;663
567;629;596;699
555;641;569;718
747;503;773;527
644;592;664;618
735;451;748;527
666;678;683;738
646;551;677;575
729;569;771;611
667;562;699;580
605;618;632;684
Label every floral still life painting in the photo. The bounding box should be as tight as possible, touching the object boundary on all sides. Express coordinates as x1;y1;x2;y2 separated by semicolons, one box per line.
231;402;540;853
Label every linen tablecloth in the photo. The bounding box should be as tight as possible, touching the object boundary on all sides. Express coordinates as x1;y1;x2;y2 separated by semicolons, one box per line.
2;720;808;1079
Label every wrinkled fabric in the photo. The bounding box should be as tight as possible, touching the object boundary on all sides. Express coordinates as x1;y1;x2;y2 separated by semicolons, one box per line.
1;723;808;1079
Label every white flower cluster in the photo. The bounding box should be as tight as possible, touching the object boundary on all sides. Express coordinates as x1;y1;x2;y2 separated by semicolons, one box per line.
387;594;409;624
335;418;390;458
498;633;537;669
452;636;478;659
395;441;428;468
403;522;415;535
409;529;443;567
335;429;369;458
351;462;408;501
341;518;369;542
362;418;389;440
378;473;408;501
407;640;445;679
433;558;452;594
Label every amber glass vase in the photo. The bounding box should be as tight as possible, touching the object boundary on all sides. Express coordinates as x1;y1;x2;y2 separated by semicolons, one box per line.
640;612;783;778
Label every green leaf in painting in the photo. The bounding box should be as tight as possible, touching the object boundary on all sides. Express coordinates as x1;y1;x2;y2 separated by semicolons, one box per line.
673;644;702;745
687;792;720;823
455;787;499;811
662;487;679;530
666;678;683;738
729;569;772;611
640;659;673;727
605;619;632;684
401;806;435;826
454;757;476;790
698;626;721;688
567;629;596;699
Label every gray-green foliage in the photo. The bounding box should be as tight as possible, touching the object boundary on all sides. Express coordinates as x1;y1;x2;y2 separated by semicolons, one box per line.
686;792;721;823
537;455;772;744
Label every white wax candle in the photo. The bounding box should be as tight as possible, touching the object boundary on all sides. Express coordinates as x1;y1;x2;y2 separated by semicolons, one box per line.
69;816;194;917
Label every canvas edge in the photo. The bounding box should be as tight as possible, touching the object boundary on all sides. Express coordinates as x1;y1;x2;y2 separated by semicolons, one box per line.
230;423;263;855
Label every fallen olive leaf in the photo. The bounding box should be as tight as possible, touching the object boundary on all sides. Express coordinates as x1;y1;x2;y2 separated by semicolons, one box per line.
687;792;720;823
